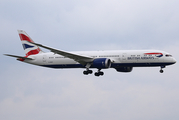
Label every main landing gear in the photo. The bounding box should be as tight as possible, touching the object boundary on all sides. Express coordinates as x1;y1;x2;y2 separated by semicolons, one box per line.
83;69;104;77
94;69;104;77
83;69;93;75
160;66;165;73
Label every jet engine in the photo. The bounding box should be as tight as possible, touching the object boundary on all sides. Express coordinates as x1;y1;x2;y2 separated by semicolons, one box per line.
92;58;111;69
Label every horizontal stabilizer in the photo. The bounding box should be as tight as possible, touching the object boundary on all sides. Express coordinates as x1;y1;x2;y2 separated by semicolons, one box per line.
4;54;33;60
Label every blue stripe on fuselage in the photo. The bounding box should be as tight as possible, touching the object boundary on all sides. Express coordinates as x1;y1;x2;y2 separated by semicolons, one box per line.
40;62;175;69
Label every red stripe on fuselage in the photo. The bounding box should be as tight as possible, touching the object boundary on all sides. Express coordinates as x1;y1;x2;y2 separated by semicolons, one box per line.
145;53;163;55
19;34;34;42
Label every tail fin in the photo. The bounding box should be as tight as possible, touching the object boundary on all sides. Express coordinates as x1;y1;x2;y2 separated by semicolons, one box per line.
18;30;43;56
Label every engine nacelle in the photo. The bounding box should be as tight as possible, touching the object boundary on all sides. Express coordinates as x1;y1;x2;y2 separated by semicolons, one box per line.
115;67;133;72
92;58;111;69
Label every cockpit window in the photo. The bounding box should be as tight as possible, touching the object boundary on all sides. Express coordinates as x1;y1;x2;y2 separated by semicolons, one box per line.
166;54;172;57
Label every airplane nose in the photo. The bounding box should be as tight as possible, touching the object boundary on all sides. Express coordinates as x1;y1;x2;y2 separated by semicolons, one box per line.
172;58;177;64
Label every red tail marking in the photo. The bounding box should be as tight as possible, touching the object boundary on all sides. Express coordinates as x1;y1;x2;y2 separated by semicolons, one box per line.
26;48;41;56
19;34;34;42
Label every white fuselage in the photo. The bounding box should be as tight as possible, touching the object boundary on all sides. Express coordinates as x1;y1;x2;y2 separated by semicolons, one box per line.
24;50;176;69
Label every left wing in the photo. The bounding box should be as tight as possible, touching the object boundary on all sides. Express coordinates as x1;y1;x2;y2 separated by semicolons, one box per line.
28;41;94;65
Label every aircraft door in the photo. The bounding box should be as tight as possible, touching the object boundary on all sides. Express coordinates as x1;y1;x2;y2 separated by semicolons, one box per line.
42;55;47;64
122;53;127;61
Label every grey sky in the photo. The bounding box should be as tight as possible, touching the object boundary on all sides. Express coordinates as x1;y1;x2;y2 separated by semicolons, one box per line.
0;0;179;120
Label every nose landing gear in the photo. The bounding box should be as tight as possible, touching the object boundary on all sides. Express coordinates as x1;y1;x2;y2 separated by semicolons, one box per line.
160;69;164;73
160;66;165;73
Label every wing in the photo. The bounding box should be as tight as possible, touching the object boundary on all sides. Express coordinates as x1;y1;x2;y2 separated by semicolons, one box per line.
27;42;94;65
4;54;33;60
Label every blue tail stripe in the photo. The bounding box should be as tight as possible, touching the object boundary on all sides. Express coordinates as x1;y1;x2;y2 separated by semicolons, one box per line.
22;44;34;50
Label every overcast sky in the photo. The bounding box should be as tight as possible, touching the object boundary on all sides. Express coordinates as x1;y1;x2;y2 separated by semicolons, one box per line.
1;0;179;120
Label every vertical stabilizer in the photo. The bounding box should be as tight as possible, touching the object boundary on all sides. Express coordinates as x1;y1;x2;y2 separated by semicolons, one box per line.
18;30;43;56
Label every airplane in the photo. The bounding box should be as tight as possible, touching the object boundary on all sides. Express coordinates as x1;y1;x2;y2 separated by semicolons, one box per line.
4;30;176;76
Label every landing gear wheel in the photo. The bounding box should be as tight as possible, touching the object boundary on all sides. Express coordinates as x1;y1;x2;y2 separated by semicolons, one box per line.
88;70;93;74
94;69;104;77
83;71;88;75
160;69;164;73
99;71;104;76
95;72;100;76
83;69;93;75
159;66;165;73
